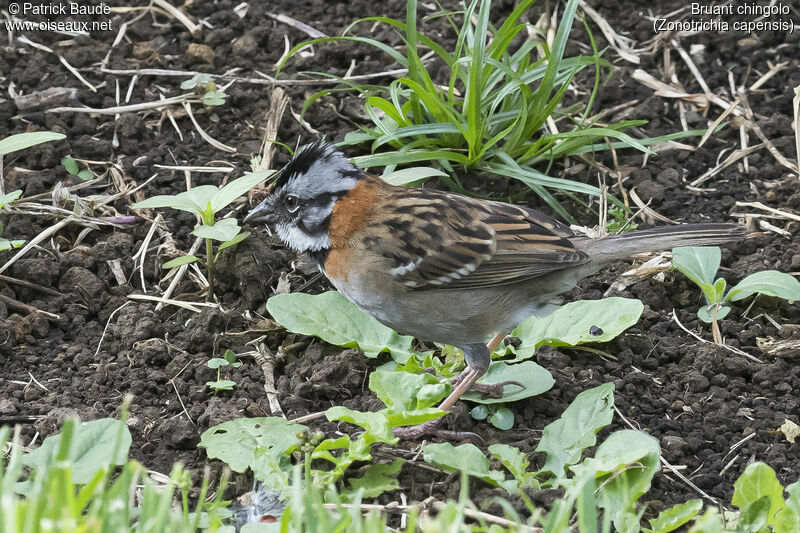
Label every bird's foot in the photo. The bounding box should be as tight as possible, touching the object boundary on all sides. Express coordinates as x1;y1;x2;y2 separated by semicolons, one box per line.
393;418;483;444
421;368;526;399
451;373;525;399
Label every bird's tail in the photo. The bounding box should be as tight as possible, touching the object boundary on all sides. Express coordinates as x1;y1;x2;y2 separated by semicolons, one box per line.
577;223;746;261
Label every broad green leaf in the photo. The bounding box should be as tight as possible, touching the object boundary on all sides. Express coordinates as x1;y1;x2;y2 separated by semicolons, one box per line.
131;185;219;214
575;470;600;533
774;505;800;533
345;460;403;498
687;509;724;533
417;382;448;408
712;277;727;302
326;406;396;444
310;434;369;478
697;302;731;324
488;443;538;490
199;417;306;473
163;255;199;268
422;442;511;490
510;298;644;360
250;446;292;494
732;462;786;522
207;357;230;369
672;246;721;303
369;370;446;411
489;406;514;430
726;270;800;302
178;185;219;213
192;218;241;242
0;189;23;208
574;430;660;532
131;194;195;211
738;496;771;532
471;405;489;421
590;429;661;490
536;382;614;477
267;291;415;361
394;349;458;378
224;349;238;364
645;499;703;533
181;73;214;89
23;418;131;484
0;238;25;251
0;131;65;155
217;231;250;254
385;407;446;427
313;434;351;453
61;156;79;175
203;91;226;106
381;166;448;185
462;361;554;404
210;171;272;213
367;370;447;426
786;480;800;514
77;169;93;181
207;379;236;390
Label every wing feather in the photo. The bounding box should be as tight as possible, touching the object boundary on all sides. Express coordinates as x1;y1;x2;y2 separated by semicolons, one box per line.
368;184;588;290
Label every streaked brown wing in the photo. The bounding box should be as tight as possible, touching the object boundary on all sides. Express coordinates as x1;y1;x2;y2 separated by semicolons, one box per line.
373;186;589;290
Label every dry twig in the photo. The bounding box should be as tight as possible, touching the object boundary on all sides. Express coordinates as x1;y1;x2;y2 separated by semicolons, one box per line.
253;344;284;417
151;0;200;35
182;102;237;153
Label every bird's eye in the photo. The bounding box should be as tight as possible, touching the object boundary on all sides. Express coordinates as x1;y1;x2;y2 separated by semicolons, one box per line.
285;194;300;213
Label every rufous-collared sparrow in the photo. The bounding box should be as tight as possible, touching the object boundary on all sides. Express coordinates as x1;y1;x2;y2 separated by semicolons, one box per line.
244;141;744;439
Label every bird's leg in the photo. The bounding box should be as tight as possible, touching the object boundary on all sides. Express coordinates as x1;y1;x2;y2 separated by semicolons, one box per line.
449;332;524;398
394;343;492;440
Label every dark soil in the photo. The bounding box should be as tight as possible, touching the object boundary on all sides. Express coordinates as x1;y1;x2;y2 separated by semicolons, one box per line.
2;0;799;521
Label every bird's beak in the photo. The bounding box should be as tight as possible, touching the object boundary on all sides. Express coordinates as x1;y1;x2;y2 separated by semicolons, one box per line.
244;168;284;225
244;195;276;225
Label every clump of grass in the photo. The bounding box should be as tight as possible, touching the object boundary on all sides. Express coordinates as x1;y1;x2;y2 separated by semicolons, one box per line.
0;403;230;532
279;0;698;221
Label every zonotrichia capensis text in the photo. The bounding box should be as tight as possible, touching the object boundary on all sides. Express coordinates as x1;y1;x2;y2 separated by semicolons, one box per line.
245;142;744;439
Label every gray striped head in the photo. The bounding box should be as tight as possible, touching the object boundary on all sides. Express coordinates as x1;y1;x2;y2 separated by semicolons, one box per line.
244;142;363;252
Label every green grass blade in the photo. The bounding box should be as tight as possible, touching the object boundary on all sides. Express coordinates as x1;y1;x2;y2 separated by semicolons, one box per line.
532;0;579;112
486;0;537;60
0;131;65;156
579;15;603;125
566;128;711;156
465;0;491;161
277;36;408;74
404;0;425;123
486;157;603;196
367;95;408;126
373;123;461;149
353;149;469;168
342;16;454;65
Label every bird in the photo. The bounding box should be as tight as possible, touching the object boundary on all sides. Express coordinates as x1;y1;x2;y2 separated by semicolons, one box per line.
244;141;745;439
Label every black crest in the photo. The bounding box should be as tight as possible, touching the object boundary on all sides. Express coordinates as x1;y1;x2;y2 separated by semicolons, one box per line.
273;141;359;189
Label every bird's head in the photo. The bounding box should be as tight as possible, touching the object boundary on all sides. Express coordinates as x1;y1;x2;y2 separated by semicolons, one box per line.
244;142;363;252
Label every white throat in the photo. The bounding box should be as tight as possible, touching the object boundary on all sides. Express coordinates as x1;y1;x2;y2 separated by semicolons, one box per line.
275;222;331;252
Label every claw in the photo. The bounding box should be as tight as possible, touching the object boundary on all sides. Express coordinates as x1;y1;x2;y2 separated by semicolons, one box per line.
497;379;525;390
393;419;483;444
451;374;526;399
